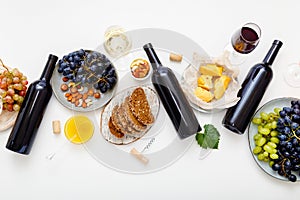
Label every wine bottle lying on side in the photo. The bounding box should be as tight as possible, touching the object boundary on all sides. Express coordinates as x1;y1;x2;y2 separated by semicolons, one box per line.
6;54;58;154
143;43;201;139
223;40;283;134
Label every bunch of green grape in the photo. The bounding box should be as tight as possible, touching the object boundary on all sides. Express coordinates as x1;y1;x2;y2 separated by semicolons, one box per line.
252;108;282;167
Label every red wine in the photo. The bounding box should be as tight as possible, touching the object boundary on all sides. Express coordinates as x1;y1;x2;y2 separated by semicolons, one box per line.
143;43;201;139
231;26;260;54
223;40;283;134
6;55;58;154
242;27;259;41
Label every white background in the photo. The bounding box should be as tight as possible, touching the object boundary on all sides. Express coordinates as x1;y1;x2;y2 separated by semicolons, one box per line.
1;0;300;199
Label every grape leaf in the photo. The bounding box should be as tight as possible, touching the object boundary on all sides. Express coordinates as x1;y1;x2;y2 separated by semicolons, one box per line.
196;124;220;149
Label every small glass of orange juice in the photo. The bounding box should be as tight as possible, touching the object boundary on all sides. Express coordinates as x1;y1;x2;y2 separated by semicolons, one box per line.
64;115;94;144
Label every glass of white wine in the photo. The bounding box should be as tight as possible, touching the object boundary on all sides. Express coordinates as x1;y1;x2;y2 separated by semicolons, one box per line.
104;26;132;71
284;62;300;87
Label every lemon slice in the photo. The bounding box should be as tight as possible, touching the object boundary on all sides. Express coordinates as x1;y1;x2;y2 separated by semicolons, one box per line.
64;115;94;144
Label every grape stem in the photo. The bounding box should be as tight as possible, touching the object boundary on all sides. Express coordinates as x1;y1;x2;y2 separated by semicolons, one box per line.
292;132;300;141
82;58;108;85
278;158;289;177
0;59;9;71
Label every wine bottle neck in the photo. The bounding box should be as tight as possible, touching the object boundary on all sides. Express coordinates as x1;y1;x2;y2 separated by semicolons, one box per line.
143;43;162;70
263;40;283;66
40;54;58;81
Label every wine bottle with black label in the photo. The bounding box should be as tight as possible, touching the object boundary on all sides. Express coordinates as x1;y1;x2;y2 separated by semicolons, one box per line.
222;40;283;134
6;54;58;154
143;43;201;139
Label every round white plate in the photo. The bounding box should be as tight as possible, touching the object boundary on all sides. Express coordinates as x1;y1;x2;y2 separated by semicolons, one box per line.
248;97;300;181
82;28;208;173
51;50;118;112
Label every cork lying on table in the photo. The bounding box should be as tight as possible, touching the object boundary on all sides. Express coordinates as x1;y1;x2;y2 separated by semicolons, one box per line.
130;148;149;164
169;53;183;62
52;120;61;134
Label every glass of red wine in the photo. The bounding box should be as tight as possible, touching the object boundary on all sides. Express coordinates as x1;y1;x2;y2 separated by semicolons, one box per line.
225;22;261;65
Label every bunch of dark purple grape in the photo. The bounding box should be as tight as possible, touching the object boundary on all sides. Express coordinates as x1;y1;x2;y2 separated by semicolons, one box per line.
272;100;300;182
57;49;117;93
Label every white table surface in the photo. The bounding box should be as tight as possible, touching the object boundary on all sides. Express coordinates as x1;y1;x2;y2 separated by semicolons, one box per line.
1;0;300;199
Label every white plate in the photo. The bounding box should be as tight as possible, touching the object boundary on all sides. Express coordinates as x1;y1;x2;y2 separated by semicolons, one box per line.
100;85;160;145
81;28;209;173
82;71;193;174
51;50;118;112
248;97;300;181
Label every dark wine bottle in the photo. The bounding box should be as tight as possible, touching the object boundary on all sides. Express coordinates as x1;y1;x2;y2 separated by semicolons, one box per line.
6;54;58;154
143;43;201;139
222;40;283;134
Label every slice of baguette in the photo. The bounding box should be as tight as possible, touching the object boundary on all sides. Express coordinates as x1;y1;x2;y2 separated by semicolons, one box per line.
118;101;141;134
111;105;125;133
129;87;154;125
108;117;124;138
123;97;146;132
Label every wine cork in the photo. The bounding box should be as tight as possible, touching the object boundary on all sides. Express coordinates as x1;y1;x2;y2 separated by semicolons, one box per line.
169;53;183;62
52;120;61;134
130;148;149;164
